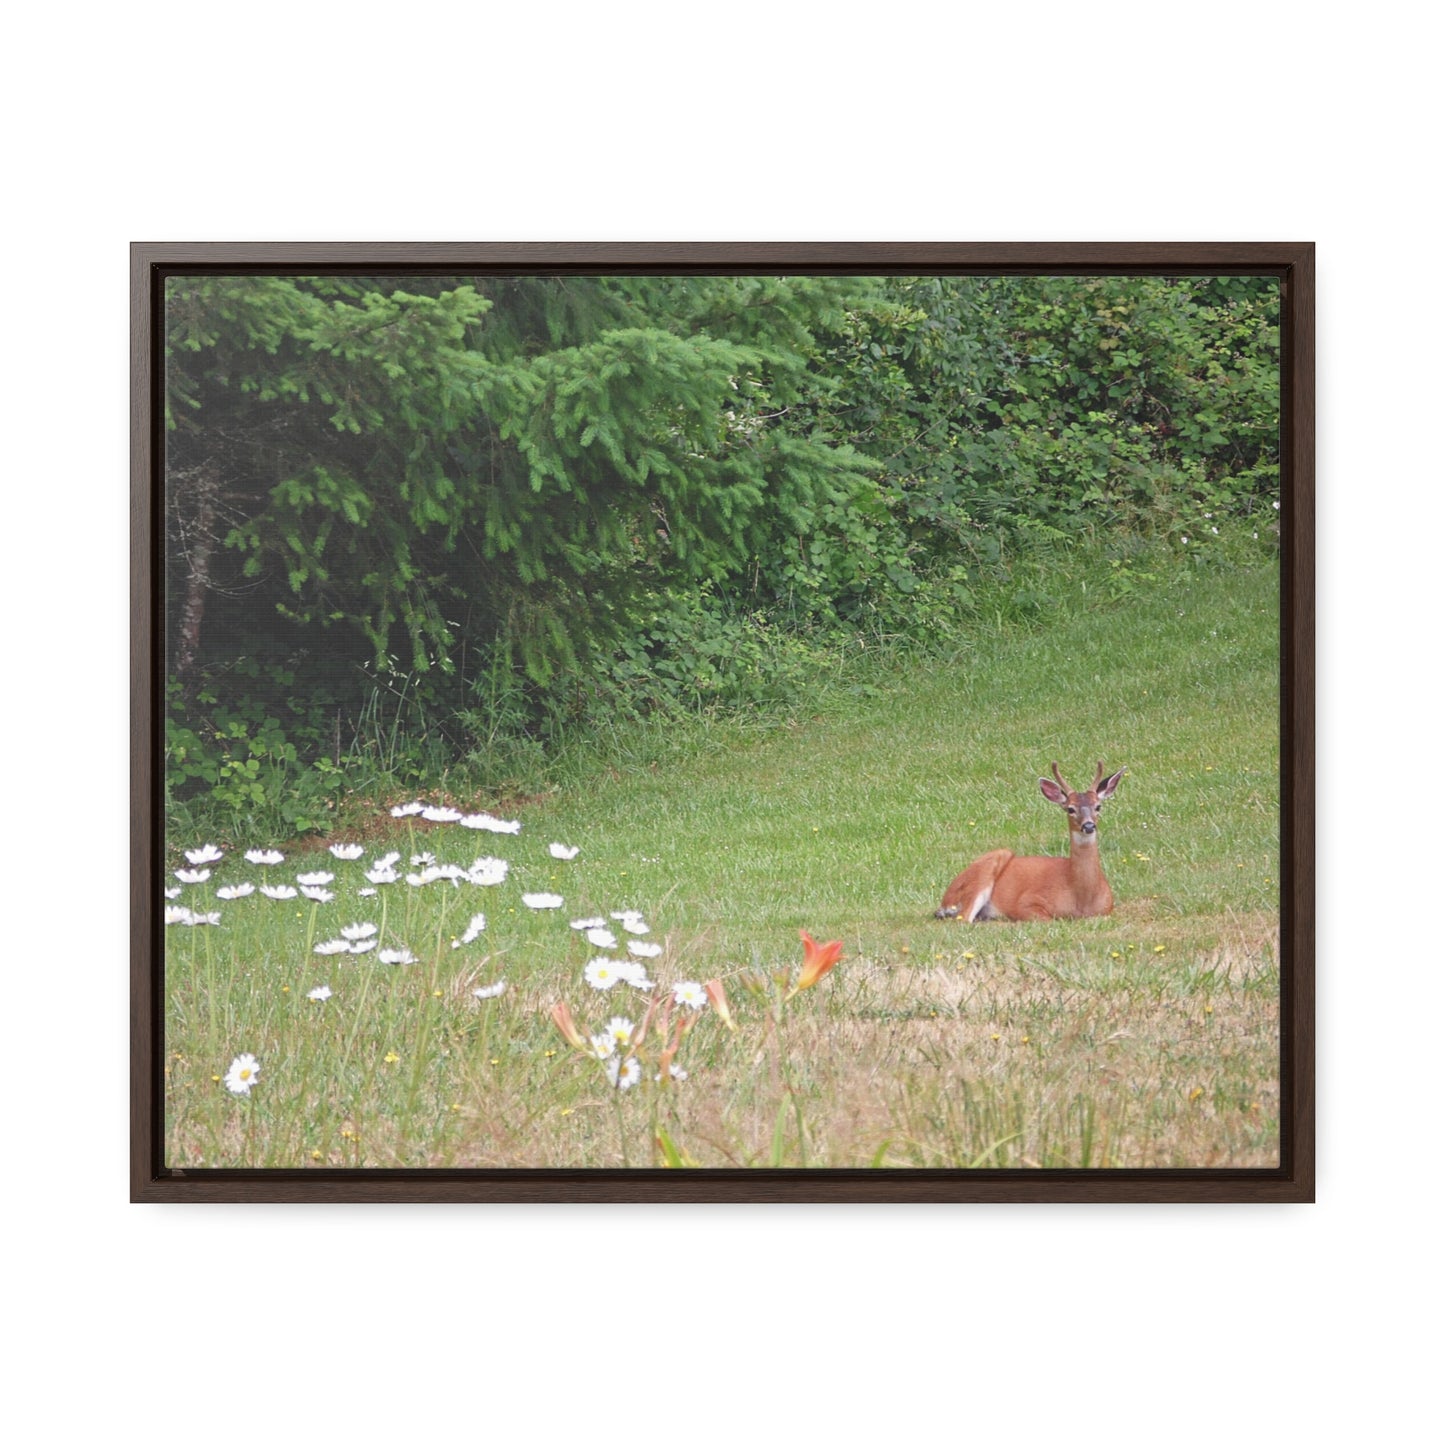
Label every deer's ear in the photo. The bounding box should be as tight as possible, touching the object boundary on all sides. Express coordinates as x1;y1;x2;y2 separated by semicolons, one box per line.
1097;768;1126;800
1040;778;1068;805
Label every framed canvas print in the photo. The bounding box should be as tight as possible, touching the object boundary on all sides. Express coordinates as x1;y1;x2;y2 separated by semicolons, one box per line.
132;243;1313;1201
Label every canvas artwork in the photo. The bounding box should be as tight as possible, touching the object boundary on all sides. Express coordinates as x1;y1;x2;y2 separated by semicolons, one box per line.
136;245;1311;1200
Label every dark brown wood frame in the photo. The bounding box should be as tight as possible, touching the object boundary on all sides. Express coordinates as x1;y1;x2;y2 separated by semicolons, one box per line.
132;243;1314;1202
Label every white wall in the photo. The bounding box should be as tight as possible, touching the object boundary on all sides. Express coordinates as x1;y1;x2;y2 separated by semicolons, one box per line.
5;3;1436;1439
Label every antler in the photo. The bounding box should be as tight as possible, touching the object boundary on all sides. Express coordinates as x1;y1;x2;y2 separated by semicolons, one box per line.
1051;762;1070;794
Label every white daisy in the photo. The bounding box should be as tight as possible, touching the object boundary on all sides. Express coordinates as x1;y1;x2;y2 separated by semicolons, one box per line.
174;868;211;885
390;801;425;817
364;866;399;885
672;980;707;1010
584;958;621;990
245;848;285;865
421;805;463;823
176;910;222;926
348;940;377;955
454;914;487;946
585;927;618;949
296;871;334;886
570;915;607;931
606;1055;641;1091
468;858;509;886
358;887;379;898
616;959;654;991
299;886;335;903
655;1065;688;1083
313;939;351;955
164;905;194;926
374;851;402;869
621;918;650;936
606;1016;636;1047
522;892;563;909
223;1053;260;1095
471;981;506;1000
164;887;182;900
548;843;580;860
307;985;333;1001
329;843;364;860
628;940;663;958
216;883;255;900
611;909;645;924
410;852;436;867
378;947;418;965
260;884;298;900
459;812;521;834
589;1031;617;1059
185;843;224;865
340;922;378;941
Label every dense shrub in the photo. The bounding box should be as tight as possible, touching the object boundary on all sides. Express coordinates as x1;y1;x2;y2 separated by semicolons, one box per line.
163;272;1279;830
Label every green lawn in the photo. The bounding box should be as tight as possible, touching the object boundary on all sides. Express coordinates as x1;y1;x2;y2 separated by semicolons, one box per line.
164;560;1280;1169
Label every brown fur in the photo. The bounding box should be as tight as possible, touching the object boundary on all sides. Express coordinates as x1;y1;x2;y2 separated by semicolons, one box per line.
935;762;1125;922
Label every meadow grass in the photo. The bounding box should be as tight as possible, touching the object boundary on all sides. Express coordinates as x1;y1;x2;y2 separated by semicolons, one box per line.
164;560;1280;1169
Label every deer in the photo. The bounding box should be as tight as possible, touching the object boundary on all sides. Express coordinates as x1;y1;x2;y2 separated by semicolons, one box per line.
935;761;1127;922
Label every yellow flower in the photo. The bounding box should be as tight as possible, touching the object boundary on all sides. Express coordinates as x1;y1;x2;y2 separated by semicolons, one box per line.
1153;945;1166;954
1189;1087;1204;1102
383;1050;400;1063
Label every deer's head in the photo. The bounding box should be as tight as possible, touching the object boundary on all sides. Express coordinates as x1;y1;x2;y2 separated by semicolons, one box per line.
1039;761;1126;843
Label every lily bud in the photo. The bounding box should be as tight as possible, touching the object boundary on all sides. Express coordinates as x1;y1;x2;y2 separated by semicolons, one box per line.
549;999;590;1053
704;977;737;1030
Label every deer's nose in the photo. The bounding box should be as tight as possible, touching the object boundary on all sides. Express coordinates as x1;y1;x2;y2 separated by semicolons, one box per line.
1082;818;1096;833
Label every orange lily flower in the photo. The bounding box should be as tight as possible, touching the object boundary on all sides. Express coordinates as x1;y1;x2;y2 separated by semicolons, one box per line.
789;929;844;997
704;977;736;1030
549;1000;590;1053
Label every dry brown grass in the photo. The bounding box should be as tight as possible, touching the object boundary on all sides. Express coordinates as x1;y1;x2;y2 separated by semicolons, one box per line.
331;922;1280;1171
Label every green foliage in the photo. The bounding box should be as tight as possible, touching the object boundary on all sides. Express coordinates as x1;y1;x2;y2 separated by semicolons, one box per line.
164;677;342;836
163;272;1280;830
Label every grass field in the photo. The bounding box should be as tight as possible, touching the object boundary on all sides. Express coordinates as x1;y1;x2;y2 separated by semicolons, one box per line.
163;559;1280;1169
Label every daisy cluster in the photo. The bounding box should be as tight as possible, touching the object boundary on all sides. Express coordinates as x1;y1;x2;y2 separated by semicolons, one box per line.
168;803;684;1099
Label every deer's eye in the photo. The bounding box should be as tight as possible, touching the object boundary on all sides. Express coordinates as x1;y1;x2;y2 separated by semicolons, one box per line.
1066;806;1077;814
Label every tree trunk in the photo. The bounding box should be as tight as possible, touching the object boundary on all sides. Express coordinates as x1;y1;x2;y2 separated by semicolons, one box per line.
174;466;221;689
